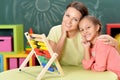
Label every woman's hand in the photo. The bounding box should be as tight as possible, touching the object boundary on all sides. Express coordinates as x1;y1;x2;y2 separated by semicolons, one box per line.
97;34;118;47
97;34;120;53
61;22;68;38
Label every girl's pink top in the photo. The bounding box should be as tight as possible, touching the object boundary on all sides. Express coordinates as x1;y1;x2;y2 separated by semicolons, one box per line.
82;39;120;79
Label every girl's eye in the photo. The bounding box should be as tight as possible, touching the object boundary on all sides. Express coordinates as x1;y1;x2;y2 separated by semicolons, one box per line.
87;26;90;29
80;29;84;32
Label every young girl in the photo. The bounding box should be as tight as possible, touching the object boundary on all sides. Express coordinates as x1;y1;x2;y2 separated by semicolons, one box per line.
79;15;120;80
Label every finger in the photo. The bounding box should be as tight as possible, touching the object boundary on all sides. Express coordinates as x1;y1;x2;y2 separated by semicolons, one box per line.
98;38;108;42
97;35;106;39
97;34;110;39
104;41;115;47
82;36;87;42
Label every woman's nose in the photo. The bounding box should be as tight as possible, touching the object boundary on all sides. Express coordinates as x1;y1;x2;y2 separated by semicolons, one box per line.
67;19;72;24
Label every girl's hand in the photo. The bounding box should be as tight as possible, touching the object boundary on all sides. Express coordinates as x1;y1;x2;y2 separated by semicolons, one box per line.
81;37;91;60
81;37;91;49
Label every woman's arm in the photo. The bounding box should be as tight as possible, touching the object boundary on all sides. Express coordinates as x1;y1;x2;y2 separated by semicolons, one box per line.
97;34;120;53
53;31;67;60
48;25;67;60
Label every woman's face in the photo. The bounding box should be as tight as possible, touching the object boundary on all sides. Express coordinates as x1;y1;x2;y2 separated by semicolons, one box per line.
79;18;99;42
62;7;82;32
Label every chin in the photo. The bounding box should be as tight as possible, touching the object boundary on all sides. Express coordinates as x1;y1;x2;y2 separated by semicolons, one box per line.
86;38;92;42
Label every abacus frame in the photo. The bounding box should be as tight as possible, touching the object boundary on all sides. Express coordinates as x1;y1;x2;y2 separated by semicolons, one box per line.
18;32;64;80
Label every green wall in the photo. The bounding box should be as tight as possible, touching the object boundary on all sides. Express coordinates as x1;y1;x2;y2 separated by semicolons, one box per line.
0;0;120;35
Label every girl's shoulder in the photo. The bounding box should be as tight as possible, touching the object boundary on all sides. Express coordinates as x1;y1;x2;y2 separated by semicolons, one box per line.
94;39;112;49
95;39;104;45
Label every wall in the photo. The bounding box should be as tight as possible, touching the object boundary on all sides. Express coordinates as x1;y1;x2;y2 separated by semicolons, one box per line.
0;0;120;35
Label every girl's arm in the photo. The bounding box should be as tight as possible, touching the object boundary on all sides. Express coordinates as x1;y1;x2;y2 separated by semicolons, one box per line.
82;40;109;71
82;47;95;70
89;40;110;71
81;38;95;70
83;42;91;61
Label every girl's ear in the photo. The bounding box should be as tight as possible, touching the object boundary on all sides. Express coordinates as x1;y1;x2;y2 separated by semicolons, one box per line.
96;24;100;32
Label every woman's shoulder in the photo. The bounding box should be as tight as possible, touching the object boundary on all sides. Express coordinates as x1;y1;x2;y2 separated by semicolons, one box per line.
50;25;61;30
49;25;61;35
47;25;61;41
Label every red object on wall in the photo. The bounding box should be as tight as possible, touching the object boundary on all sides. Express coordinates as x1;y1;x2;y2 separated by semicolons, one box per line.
106;23;120;35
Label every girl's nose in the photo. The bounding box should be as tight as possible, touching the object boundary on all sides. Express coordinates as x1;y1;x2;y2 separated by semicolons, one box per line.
83;30;87;34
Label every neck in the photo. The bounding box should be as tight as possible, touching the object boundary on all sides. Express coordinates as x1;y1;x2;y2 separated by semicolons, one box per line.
67;29;79;38
91;34;100;45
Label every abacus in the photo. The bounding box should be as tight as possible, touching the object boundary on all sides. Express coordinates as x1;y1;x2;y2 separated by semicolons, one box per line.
19;32;64;80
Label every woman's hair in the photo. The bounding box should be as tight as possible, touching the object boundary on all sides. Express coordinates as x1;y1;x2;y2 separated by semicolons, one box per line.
83;15;102;33
66;1;89;19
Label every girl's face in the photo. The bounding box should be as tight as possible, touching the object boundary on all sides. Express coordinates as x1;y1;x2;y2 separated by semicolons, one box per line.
62;7;82;32
79;18;99;42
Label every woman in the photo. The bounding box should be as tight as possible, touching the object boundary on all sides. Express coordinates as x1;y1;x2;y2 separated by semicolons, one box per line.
47;1;119;66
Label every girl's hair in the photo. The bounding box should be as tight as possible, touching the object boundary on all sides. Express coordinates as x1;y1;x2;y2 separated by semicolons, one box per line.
83;15;102;33
66;1;88;19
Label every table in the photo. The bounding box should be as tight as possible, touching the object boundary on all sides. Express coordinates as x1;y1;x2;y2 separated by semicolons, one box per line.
0;66;118;80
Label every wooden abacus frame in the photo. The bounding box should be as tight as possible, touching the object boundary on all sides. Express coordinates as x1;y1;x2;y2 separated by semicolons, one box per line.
19;32;64;80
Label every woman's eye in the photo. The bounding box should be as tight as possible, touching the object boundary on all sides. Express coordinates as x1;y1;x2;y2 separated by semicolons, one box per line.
87;26;90;29
66;14;70;17
73;18;78;22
